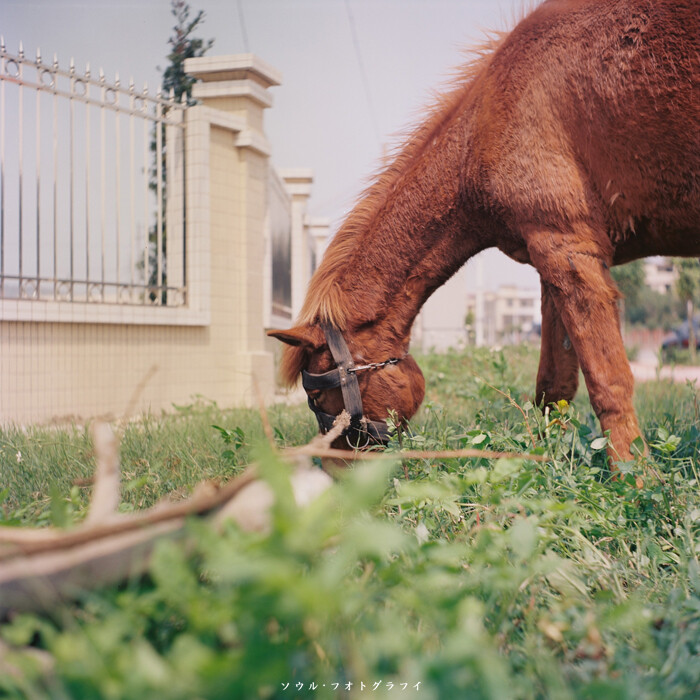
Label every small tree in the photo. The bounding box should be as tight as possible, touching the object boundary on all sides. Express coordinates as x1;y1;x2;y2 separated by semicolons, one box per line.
162;0;214;105
611;259;645;334
146;0;213;301
464;309;475;345
673;258;700;362
611;259;645;308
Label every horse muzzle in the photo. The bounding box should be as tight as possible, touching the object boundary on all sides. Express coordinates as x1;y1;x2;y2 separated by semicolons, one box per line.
301;323;405;449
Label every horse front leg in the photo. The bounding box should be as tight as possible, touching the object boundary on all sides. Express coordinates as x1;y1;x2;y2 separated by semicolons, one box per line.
526;226;641;463
536;281;580;408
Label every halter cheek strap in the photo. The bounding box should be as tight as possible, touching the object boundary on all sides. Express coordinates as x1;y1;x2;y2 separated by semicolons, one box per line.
301;324;403;447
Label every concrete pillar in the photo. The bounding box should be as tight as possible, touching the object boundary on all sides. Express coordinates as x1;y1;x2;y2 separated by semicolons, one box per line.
184;54;281;403
278;168;313;321
306;217;331;272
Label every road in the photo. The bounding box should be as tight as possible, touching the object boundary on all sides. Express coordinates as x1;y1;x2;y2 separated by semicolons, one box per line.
630;348;700;384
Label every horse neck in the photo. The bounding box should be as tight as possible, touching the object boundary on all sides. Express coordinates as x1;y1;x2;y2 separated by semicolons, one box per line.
306;140;490;351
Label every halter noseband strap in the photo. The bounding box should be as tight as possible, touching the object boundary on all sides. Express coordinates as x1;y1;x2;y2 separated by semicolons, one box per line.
301;324;403;447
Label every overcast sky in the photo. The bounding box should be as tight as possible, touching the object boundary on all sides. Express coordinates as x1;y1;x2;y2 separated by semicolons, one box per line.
2;0;541;290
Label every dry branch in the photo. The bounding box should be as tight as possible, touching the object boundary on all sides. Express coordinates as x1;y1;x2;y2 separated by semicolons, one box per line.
0;468;260;561
0;461;327;615
0;411;351;615
211;412;345;531
0;409;531;615
0;521;183;614
287;445;547;463
478;378;539;449
85;421;121;525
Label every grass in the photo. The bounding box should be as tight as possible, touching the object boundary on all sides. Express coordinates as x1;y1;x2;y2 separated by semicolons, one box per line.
661;346;700;367
0;399;316;523
1;345;699;699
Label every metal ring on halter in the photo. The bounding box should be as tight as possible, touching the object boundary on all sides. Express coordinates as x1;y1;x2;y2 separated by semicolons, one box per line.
346;426;372;449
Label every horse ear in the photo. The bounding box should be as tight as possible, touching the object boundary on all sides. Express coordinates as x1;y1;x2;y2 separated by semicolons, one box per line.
267;326;322;348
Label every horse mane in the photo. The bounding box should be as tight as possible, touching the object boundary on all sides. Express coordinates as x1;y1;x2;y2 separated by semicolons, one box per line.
279;31;513;386
297;32;509;332
279;345;305;386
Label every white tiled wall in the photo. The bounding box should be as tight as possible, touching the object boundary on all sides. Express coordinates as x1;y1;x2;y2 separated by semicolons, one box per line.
0;55;283;426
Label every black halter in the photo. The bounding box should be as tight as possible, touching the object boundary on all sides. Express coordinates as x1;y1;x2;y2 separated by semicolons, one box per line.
301;324;404;448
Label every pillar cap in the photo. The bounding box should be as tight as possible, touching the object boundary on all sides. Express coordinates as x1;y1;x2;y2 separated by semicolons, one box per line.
277;167;313;184
305;216;331;231
278;168;314;197
184;54;282;89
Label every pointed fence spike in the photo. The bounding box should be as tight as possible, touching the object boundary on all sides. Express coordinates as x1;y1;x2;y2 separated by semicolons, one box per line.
18;41;24;58
0;36;5;54
181;90;188;105
169;87;175;102
115;70;120;86
53;53;58;69
36;47;41;64
85;61;90;78
69;56;75;74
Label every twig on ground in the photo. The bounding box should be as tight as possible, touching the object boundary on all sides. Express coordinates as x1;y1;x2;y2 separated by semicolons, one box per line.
121;364;158;424
252;376;275;445
0;469;259;559
286;445;547;463
0;406;541;615
480;377;538;449
85;421;121;526
307;411;351;450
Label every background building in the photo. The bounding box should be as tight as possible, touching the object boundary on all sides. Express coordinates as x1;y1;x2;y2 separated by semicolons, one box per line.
413;256;541;353
465;286;541;348
644;258;677;294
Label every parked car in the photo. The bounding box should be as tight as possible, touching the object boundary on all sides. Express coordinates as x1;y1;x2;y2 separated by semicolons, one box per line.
661;319;700;350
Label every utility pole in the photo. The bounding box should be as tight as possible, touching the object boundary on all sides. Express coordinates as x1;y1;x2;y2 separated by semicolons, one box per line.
475;254;485;347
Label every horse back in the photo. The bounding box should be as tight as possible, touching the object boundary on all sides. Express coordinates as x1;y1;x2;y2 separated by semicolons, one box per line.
469;0;700;251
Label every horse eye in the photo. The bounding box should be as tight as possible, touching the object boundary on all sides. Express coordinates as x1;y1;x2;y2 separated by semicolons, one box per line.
308;389;321;400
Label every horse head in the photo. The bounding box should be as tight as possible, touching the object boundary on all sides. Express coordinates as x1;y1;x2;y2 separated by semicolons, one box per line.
268;323;425;451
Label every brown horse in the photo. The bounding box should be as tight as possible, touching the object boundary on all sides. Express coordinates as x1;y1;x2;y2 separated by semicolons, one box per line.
269;0;700;462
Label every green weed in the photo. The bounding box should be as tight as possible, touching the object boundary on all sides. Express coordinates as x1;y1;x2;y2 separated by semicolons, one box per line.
0;346;698;699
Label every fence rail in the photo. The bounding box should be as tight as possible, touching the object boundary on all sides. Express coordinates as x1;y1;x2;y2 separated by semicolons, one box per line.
0;39;187;306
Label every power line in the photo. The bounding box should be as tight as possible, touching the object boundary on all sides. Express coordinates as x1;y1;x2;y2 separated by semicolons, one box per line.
344;0;381;147
237;0;250;53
